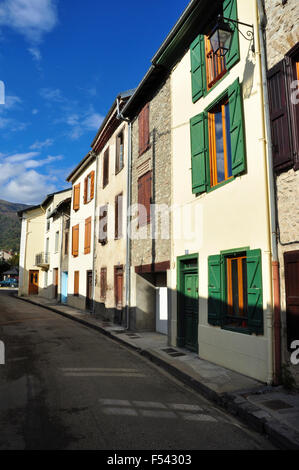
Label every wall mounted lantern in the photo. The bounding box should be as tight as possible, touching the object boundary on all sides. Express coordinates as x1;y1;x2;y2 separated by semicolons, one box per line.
209;15;255;57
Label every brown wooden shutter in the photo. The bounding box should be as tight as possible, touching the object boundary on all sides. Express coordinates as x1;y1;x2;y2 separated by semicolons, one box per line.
73;184;80;211
138;171;151;226
100;267;107;300
115;195;119;239
103;149;109;187
284;250;299;348
115;194;123;239
267;59;293;171
74;271;79;296
90;171;95;200
138;103;150;155
84;177;87;204
99;205;108;244
72;224;79;257
84;217;91;254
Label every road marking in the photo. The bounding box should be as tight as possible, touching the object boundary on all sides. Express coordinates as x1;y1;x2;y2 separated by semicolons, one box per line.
63;372;146;377
169;403;203;411
99;399;131;406
180;413;217;422
140;410;177;419
132;401;167;409
103;407;138;416
61;368;139;372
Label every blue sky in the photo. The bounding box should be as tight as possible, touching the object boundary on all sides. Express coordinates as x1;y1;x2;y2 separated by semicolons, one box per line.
0;0;189;204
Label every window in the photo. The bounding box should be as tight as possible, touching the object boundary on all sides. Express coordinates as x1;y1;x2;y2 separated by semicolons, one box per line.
208;99;232;187
205;36;227;90
190;78;245;194
267;42;299;171
84;171;94;204
74;271;79;296
46;209;51;231
55;231;59;252
190;0;240;102
84;217;91;254
72;224;79;257
103;149;109;188
116;130;124;173
45;238;49;263
99;205;108;245
138;103;150;156
64;231;69;255
100;267;107;301
208;249;263;334
73;183;80;211
115;193;123;239
138;171;152;226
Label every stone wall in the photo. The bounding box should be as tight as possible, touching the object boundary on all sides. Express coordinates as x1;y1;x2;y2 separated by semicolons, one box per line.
264;0;299;69
131;77;172;267
264;0;299;382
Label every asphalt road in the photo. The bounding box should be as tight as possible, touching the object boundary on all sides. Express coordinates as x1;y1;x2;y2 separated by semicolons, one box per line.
0;290;276;450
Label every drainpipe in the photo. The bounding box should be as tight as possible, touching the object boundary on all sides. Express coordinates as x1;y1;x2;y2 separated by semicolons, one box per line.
92;151;99;315
257;0;281;384
116;96;131;330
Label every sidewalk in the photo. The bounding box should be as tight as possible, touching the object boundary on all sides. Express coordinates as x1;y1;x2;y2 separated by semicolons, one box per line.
17;294;299;450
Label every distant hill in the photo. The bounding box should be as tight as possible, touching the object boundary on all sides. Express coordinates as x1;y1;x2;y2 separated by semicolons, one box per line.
0;200;30;252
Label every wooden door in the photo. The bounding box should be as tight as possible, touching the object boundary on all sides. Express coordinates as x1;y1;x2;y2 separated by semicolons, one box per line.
183;272;198;352
86;271;93;311
54;268;59;298
284;251;299;348
29;270;39;295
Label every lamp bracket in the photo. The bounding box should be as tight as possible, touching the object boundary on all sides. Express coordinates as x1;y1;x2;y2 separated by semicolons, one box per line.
220;15;255;53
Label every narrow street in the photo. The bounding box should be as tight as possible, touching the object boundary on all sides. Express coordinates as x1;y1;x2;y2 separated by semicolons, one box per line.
0;290;275;450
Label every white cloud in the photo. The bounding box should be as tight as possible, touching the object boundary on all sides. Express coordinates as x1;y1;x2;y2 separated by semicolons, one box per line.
0;150;66;203
32;108;38;115
0;0;58;62
67;111;104;140
30;138;54;150
40;87;64;102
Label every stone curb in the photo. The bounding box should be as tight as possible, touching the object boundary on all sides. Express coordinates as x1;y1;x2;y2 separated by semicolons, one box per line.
16;294;299;450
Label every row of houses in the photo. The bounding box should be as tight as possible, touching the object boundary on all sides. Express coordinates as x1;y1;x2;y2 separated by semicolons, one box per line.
18;0;299;385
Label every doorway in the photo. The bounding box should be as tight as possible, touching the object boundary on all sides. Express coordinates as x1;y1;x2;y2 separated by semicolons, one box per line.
86;270;93;311
114;265;124;324
177;255;198;352
29;270;39;295
61;271;68;304
54;268;59;298
284;250;299;349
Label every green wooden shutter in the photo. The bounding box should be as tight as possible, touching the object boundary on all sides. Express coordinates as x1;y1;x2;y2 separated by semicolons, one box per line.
223;0;240;70
208;255;223;326
190;35;206;103
246;249;263;335
190;112;208;194
228;78;246;176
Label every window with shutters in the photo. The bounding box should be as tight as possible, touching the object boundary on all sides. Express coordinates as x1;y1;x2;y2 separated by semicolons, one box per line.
138;104;150;156
84;171;94;204
190;78;246;194
84;217;91;254
72;224;79;257
190;0;239;103
208;248;263;335
115;193;123;239
73;183;80;211
115;130;124;174
138;171;152;226
100;267;107;301
103;149;109;188
267;42;299;171
74;271;79;296
99;205;108;245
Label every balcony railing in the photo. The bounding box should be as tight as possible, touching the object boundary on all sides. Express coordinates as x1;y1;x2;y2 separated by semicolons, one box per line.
35;252;50;268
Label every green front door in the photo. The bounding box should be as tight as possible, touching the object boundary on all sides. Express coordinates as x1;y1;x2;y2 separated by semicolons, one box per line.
183;272;198;351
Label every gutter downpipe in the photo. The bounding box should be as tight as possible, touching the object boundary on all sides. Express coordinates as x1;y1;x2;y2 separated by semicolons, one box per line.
92;152;98;315
257;0;281;384
116;97;131;330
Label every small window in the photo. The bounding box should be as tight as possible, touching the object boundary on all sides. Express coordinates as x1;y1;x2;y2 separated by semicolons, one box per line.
208;98;232;187
64;231;69;256
103;149;109;188
115;193;123;239
116;131;124;173
99;205;108;245
55;231;59;252
74;271;79;296
225;253;248;328
138;171;152;226
138;104;150;156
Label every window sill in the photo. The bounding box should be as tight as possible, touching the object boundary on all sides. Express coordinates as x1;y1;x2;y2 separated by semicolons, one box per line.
115;166;124;176
221;325;252;336
206;176;235;194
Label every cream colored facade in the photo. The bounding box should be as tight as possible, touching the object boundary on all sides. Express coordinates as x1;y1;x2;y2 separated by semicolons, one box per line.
170;0;274;382
18;206;45;296
39;189;72;300
67;156;96;310
93;117;129;322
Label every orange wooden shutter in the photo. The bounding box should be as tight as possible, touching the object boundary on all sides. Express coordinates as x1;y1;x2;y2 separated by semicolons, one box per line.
73;184;80;211
90;171;95;200
84;217;91;254
74;271;79;295
72;224;79;257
